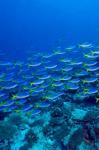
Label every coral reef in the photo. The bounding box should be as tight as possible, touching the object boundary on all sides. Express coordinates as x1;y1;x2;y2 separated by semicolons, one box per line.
0;101;99;150
0;121;17;140
24;129;38;148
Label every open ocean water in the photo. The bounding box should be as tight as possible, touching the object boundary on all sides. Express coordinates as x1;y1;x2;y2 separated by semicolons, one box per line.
0;0;99;150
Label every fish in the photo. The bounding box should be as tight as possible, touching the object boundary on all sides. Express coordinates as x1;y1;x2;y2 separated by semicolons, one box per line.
42;54;54;59
28;62;41;67
30;80;44;86
3;83;18;90
38;74;51;80
79;42;93;48
31;109;41;117
84;87;98;95
83;77;98;83
87;66;99;72
83;61;98;67
3;100;15;107
70;78;80;84
53;50;66;55
0;62;13;66
75;70;88;77
84;53;98;59
44;91;64;101
51;82;64;87
65;46;76;51
39;101;51;108
59;58;71;63
96;97;99;103
91;50;99;55
13;92;30;99
45;64;57;69
66;83;79;90
62;66;73;72
22;105;33;112
16;99;27;105
70;61;83;66
60;76;72;81
33;87;44;93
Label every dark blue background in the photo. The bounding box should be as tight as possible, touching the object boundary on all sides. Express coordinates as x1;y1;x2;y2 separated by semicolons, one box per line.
0;0;99;57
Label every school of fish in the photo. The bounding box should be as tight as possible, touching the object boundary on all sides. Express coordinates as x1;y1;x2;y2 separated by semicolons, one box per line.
0;42;99;117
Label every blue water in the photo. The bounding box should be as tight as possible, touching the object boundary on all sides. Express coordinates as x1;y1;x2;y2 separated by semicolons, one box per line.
0;1;99;149
0;0;99;58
